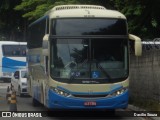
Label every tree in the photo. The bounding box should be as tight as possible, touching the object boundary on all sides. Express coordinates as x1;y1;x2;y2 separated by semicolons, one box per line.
14;0;82;20
1;0;160;39
0;0;26;41
110;0;160;38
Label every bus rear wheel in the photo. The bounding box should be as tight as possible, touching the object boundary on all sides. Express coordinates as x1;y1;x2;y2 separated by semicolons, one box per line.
18;87;22;97
32;98;40;107
105;109;115;116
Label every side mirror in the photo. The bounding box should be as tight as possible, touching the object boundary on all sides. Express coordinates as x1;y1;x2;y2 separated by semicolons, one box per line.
129;34;142;56
14;75;19;79
42;34;49;56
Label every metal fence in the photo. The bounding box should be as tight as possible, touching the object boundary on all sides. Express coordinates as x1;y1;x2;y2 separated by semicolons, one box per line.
142;38;160;51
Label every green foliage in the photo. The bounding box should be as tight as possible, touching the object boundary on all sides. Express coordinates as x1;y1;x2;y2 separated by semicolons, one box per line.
1;0;160;39
0;0;10;10
14;0;83;20
14;0;47;20
151;19;157;28
110;0;160;38
0;0;25;41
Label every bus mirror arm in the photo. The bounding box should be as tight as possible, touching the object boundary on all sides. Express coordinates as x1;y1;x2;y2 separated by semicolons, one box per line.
43;34;49;41
42;34;49;56
42;49;48;56
129;34;142;56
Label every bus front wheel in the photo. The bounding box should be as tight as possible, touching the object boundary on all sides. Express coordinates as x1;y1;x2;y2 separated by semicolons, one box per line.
105;109;115;116
32;98;40;107
18;87;22;97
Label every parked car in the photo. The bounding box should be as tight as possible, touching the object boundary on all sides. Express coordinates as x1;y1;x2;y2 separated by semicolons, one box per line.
11;69;28;97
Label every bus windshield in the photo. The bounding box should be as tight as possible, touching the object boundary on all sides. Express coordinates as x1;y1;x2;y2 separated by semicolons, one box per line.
2;45;26;57
50;38;128;84
52;18;127;35
50;18;128;84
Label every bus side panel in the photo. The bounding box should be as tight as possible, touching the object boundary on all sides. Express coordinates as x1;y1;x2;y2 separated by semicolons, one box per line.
2;57;26;72
28;48;48;106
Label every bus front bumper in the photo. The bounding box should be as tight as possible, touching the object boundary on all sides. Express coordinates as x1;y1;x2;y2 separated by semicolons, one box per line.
47;89;128;110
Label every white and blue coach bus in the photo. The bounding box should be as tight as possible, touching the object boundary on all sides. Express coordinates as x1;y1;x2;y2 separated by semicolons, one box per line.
27;5;142;111
0;41;27;82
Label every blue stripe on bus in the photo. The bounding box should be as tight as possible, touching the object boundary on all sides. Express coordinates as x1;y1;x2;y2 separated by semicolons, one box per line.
47;89;128;109
2;57;26;72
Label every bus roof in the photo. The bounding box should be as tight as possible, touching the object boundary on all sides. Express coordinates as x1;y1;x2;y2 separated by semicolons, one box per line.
46;5;126;19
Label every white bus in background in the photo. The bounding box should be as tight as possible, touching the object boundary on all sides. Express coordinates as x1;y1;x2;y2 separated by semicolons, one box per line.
0;41;27;82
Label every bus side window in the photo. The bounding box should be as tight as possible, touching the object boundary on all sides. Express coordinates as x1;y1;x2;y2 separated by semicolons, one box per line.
22;50;26;56
12;50;16;55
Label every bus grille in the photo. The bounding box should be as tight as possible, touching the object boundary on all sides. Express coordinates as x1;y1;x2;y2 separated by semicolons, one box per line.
22;88;27;92
72;94;108;98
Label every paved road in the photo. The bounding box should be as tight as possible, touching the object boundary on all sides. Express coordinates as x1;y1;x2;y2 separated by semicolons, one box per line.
0;83;146;120
0;83;12;111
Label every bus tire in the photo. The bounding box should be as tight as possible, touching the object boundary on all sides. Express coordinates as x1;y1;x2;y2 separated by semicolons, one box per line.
105;109;115;116
47;108;53;117
18;87;22;97
46;109;58;117
32;98;40;107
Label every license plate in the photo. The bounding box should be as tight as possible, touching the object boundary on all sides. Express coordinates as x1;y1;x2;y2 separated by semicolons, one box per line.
84;101;96;106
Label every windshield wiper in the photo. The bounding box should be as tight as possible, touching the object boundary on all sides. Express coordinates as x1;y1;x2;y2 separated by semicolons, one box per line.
80;59;88;67
68;59;112;83
68;75;75;83
97;62;111;80
68;59;88;83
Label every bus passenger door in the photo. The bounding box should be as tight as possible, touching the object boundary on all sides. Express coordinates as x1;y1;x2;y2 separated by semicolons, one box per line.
44;56;48;75
42;35;49;75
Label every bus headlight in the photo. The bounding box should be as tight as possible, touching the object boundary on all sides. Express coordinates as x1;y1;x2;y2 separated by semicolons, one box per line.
50;87;71;97
110;87;127;97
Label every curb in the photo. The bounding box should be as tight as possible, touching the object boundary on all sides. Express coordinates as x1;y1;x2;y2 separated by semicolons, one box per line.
128;104;159;120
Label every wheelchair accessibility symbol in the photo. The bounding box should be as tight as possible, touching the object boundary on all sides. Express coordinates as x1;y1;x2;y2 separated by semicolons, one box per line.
92;71;100;78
